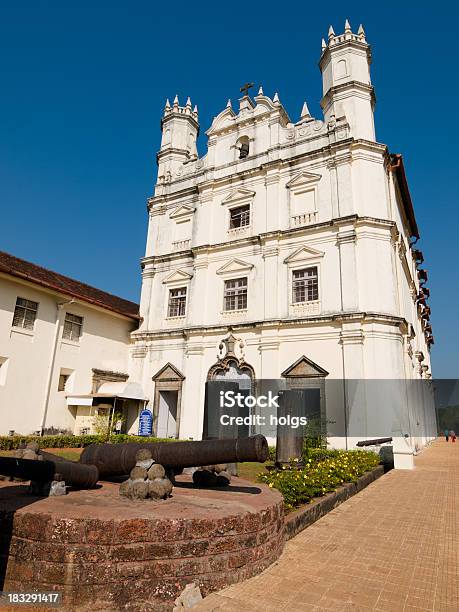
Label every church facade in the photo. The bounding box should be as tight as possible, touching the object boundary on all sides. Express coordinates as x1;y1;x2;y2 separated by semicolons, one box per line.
130;22;436;464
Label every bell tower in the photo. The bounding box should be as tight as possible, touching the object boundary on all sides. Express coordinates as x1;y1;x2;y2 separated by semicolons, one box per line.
156;95;199;184
319;20;375;141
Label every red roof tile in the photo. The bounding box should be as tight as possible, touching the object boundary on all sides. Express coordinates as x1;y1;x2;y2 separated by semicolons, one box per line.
0;250;139;320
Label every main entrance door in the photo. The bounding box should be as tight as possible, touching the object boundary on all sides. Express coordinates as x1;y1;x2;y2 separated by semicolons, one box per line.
204;358;255;439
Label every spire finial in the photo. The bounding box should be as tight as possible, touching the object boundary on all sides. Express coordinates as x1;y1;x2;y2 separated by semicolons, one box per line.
193;104;198;116
328;25;335;41
321;38;327;51
186;96;192;108
258;85;263;95
300;101;311;119
273;92;279;103
165;98;171;110
226;98;232;108
173;94;179;108
344;18;351;33
358;24;366;40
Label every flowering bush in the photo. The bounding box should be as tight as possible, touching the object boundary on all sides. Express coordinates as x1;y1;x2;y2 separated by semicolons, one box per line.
258;449;380;511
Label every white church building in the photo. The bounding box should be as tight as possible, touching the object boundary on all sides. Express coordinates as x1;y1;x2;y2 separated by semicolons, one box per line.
130;22;436;466
0;22;437;467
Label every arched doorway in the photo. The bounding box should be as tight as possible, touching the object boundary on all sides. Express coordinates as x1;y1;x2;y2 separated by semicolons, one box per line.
203;333;255;439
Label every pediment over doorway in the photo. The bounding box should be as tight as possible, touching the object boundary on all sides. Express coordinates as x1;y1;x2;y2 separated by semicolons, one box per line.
152;363;185;381
281;356;329;378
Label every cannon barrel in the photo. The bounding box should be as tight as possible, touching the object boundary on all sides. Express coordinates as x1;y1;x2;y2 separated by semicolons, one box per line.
80;435;269;478
40;451;99;488
0;457;55;482
0;454;99;489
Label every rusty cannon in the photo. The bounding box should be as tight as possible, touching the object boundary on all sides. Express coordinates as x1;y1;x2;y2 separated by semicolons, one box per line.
80;434;269;478
39;451;99;489
0;447;99;495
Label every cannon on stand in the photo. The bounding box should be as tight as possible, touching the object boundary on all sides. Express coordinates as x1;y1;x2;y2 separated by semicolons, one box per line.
80;434;268;479
80;434;269;500
0;452;99;496
0;436;268;500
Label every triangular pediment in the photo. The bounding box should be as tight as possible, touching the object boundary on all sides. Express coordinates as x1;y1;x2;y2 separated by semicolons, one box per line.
216;258;254;275
221;188;255;205
286;171;322;190
281;356;329;378
162;269;193;284
169;204;195;219
152;362;185;381
284;245;324;264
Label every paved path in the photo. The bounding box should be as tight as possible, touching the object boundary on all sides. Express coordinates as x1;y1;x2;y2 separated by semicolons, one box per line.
196;440;458;611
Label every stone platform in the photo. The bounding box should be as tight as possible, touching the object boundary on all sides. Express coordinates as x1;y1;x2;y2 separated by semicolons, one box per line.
0;475;284;611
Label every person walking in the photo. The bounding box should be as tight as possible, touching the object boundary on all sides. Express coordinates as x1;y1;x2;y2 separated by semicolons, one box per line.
450;430;456;443
444;429;449;442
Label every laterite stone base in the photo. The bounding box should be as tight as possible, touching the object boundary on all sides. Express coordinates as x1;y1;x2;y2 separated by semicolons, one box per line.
0;476;284;611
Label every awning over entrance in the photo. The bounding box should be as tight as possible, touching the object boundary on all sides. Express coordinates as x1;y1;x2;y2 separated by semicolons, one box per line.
66;381;147;406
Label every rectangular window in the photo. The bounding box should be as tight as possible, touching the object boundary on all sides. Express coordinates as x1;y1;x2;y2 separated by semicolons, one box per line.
229;205;250;229
62;313;83;341
58;374;69;391
12;297;39;330
168;287;187;317
224;277;247;311
292;267;319;303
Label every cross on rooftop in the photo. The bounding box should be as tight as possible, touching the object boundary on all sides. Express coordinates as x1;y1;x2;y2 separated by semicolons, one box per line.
240;82;254;97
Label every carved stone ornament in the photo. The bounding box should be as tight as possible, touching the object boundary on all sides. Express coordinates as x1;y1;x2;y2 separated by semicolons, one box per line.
206;332;255;380
217;332;245;362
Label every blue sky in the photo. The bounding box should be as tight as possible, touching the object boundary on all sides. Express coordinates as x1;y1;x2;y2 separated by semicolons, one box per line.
0;1;457;376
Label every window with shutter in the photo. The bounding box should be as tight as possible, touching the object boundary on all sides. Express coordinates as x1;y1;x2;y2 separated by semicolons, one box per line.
12;297;39;331
63;313;83;341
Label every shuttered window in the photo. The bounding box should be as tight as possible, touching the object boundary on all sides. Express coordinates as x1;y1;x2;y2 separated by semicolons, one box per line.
63;313;83;341
12;297;39;330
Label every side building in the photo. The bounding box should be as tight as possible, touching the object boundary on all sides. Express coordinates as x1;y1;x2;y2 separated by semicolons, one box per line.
131;22;436;465
0;251;142;436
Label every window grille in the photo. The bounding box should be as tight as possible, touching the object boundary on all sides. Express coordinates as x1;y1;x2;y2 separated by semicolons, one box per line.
168;287;187;317
292;267;319;303
224;277;247;311
229;205;250;229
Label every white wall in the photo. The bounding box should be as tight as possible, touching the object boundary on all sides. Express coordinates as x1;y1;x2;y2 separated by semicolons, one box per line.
132;25;436;458
0;274;136;435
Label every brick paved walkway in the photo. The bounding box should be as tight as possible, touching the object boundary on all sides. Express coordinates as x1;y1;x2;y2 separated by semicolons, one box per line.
196;440;458;611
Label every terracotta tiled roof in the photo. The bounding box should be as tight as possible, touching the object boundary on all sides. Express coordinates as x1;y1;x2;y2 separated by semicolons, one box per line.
0;250;139;320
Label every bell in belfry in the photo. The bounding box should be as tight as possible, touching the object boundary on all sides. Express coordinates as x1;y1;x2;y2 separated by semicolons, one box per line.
239;142;249;158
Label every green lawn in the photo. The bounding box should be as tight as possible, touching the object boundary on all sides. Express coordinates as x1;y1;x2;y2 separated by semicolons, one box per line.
238;461;273;482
